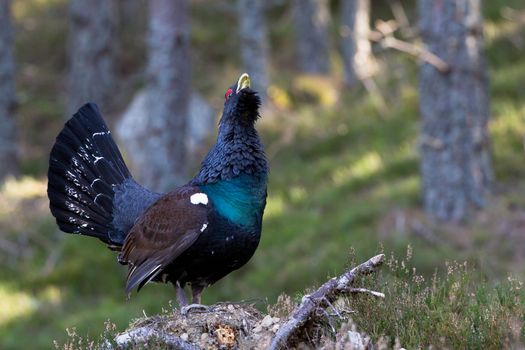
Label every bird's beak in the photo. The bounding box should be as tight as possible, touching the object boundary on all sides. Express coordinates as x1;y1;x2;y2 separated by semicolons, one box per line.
236;73;251;93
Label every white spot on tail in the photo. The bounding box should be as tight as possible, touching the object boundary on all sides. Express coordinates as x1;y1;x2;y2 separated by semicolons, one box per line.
190;193;208;206
200;223;208;232
93;131;110;136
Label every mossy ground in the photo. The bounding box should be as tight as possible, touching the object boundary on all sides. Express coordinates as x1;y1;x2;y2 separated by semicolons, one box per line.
1;0;525;349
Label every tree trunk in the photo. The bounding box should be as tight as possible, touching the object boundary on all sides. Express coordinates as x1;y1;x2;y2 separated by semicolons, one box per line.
340;0;374;88
139;0;190;192
292;0;330;74
237;0;269;99
419;0;492;221
0;0;18;181
119;0;146;21
67;0;117;116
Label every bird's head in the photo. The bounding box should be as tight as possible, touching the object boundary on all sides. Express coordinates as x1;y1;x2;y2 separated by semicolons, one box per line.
193;73;267;184
219;73;261;128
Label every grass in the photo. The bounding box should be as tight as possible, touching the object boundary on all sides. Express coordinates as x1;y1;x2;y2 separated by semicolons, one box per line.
49;250;525;349
348;249;525;348
1;0;525;349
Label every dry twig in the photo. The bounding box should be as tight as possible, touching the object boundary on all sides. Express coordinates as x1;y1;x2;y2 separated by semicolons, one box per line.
349;287;385;298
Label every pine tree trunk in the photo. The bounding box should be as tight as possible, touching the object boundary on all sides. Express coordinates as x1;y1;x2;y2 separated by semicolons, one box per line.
292;0;330;74
340;0;374;88
419;0;492;221
237;0;269;99
139;0;190;192
0;0;18;181
67;0;117;116
119;0;145;21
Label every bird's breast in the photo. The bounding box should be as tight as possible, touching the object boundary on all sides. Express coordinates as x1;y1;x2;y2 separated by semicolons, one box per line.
170;213;262;285
200;174;267;227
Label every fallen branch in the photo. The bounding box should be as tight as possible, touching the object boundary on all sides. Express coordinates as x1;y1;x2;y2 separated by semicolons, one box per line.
349;287;385;298
268;254;385;350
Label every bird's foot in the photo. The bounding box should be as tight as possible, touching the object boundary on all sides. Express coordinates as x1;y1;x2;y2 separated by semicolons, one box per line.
180;303;208;316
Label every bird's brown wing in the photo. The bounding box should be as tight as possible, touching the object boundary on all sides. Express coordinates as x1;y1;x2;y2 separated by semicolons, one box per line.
119;186;209;294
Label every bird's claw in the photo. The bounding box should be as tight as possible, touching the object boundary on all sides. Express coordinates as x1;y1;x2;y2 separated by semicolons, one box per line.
180;303;208;316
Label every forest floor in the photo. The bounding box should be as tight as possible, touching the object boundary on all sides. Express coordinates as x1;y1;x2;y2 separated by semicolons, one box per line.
1;0;525;349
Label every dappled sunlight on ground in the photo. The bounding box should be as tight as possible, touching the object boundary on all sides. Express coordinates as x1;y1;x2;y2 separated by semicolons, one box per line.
264;194;285;218
331;151;383;186
292;74;340;107
490;97;525;179
1;176;46;200
485;7;525;43
0;285;38;327
0;177;52;264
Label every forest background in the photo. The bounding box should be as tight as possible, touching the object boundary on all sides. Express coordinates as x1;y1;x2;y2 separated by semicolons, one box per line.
0;0;525;348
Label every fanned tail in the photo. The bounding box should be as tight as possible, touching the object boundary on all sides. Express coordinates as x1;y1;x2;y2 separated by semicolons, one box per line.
47;103;132;246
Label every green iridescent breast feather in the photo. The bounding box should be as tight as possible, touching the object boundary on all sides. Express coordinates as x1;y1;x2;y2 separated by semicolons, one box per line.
201;174;267;227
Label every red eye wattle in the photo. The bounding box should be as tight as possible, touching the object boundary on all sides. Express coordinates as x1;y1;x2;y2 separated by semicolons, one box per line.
225;88;233;100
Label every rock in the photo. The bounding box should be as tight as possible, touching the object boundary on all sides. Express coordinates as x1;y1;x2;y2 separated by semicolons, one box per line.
271;324;280;333
180;333;188;341
252;325;262;333
116;89;215;180
347;330;365;350
261;315;274;328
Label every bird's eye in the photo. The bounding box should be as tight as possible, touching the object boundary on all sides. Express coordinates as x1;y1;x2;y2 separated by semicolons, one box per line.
225;88;233;100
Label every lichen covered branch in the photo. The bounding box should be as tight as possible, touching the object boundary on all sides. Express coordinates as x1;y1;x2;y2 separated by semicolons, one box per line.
268;254;385;350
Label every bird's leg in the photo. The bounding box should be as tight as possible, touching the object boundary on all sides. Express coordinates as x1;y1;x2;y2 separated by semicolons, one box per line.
191;284;204;304
180;284;208;315
175;281;188;308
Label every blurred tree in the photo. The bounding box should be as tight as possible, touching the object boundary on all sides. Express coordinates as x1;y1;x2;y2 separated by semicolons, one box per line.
340;0;375;88
139;0;191;191
292;0;330;74
419;0;492;221
237;0;269;99
67;0;117;116
0;0;18;181
119;0;146;20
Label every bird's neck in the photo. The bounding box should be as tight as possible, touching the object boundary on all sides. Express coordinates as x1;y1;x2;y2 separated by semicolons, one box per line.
193;123;268;184
192;123;268;227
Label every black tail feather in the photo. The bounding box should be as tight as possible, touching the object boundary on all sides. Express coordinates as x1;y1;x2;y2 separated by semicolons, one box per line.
48;103;132;245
